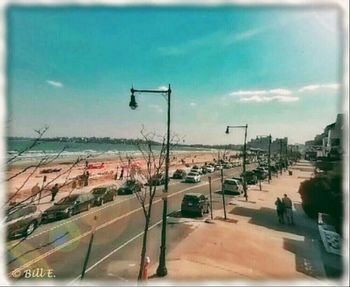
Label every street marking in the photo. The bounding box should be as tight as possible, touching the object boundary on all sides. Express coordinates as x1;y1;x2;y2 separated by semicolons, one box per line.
69;219;163;284
8;180;213;277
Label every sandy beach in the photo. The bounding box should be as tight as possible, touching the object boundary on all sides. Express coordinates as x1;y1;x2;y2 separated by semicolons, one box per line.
6;150;241;203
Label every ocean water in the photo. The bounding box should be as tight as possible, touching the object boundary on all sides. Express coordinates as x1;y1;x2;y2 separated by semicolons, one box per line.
7;139;216;165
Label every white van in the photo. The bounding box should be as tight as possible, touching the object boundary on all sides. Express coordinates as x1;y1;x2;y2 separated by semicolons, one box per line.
223;179;243;195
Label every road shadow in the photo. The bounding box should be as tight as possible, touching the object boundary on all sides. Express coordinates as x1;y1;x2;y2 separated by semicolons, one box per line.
167;210;208;223
7;232;69;265
214;190;241;197
283;237;326;278
229;206;306;236
236;199;256;204
214;216;238;224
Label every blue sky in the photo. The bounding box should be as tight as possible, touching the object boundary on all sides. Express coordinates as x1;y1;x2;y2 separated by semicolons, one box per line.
6;6;343;144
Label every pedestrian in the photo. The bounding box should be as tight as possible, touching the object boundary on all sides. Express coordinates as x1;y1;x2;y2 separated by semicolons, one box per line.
282;194;294;225
84;171;90;186
274;197;285;224
119;167;124;180
31;183;40;203
50;183;59;202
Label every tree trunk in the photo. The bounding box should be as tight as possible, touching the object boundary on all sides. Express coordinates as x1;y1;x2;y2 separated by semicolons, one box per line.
137;215;151;281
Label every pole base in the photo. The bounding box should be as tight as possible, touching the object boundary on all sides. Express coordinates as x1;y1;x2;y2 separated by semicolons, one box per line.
156;265;168;277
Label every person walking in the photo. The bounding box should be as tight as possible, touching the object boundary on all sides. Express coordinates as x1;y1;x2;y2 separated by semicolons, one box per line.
84;171;90;186
282;194;294;225
274;197;285;224
50;183;59;202
119;167;124;180
31;183;41;203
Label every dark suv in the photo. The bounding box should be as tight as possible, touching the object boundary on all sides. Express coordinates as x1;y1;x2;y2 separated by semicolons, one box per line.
6;204;42;239
90;184;118;206
172;169;187;179
181;193;210;217
118;180;143;195
147;173;169;186
241;171;258;185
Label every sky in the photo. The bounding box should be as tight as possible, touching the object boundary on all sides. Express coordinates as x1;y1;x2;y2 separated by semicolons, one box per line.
6;5;343;145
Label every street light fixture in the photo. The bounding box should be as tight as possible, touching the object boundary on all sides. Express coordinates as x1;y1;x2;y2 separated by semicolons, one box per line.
129;84;171;277
225;124;248;201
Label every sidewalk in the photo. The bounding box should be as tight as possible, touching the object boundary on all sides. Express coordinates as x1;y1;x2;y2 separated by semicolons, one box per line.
148;162;341;283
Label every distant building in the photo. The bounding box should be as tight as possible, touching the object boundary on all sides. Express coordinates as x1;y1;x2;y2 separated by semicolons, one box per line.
247;136;288;154
304;113;343;160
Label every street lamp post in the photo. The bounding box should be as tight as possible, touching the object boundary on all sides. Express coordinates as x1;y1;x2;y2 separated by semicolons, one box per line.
226;124;248;201
279;139;283;174
257;135;272;183
129;84;171;277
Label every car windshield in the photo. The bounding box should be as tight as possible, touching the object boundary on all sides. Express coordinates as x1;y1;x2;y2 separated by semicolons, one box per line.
224;180;236;185
188;172;197;176
183;195;199;202
57;195;79;204
92;188;107;195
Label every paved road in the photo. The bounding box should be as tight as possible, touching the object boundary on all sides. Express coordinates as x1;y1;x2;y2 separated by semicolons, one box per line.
7;164;257;281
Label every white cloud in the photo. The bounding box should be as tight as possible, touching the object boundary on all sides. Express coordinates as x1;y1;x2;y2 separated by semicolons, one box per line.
229;88;296;103
227;83;339;104
189;102;197;107
46;80;63;88
298;83;339;93
157;86;168;91
148;104;163;113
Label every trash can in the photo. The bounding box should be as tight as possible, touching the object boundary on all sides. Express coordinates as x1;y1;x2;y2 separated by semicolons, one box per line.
288;170;293;176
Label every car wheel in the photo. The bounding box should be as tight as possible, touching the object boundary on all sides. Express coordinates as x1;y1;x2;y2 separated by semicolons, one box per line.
25;221;37;236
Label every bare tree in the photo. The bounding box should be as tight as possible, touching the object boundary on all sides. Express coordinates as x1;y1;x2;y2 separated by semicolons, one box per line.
119;128;180;281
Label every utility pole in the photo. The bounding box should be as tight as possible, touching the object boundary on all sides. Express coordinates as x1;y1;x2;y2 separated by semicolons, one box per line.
208;176;213;220
220;169;227;220
279;139;283;175
242;124;248;201
225;124;248;201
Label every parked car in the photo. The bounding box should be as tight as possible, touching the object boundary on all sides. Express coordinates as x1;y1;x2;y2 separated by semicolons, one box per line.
241;171;258;185
191;166;203;175
172;169;187;179
185;171;201;183
90;184;118;206
117;180;143;195
223;179;243;195
42;193;95;222
181;193;210;216
231;176;244;184
215;165;223;170
200;166;208;174
223;163;233;169
204;165;215;173
6;204;42;239
253;168;268;180
147;173;169;186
